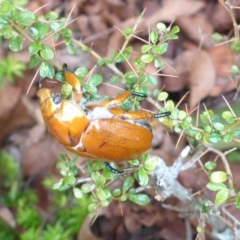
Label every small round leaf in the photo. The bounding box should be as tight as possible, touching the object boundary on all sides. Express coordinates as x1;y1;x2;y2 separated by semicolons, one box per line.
204;161;216;170
210;171;228;183
73;187;83;198
137;168;149;186
141;54;154;63
215;189;228;205
128;194;150;206
122;176;134;193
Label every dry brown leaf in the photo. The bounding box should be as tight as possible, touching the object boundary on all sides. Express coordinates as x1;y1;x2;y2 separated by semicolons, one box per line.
0;83;34;143
210;45;236;77
209;42;237;96
78;216;107;240
0;206;15;228
188;50;216;109
147;0;205;23
161;51;195;92
177;13;213;49
162;50;216;108
210;1;239;32
107;0;205;57
22;134;69;176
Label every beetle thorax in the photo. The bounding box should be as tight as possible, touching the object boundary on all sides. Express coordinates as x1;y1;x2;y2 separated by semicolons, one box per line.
87;107;114;120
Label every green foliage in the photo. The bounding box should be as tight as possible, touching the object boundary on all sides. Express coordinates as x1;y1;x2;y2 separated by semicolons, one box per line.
0;55;26;86
0;151;89;240
2;1;240;238
52;151;156;211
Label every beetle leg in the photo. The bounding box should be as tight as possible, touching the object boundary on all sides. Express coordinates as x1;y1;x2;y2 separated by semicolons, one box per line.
104;162;124;174
63;63;82;104
86;91;132;109
109;107;171;120
86;90;150;109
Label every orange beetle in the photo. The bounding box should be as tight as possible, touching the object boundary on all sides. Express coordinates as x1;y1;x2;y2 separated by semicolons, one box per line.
37;64;170;162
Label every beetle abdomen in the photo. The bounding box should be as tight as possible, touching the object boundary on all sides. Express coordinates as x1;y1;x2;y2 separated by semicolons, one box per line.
82;119;153;161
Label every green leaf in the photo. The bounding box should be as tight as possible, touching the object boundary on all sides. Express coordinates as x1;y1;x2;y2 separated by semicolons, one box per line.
204;126;212;133
102;167;115;180
100;200;110;207
141;54;154;63
89;74;103;86
0;14;8;24
170;26;180;35
204;161;216;170
122;176;134;193
110;75;119;84
29;27;39;39
39;61;55;78
33;22;49;40
28;42;42;55
97;59;107;66
60;28;72;42
64;173;76;185
16;11;36;26
231;65;240;75
210;171;228;183
75;67;88;77
123;27;133;37
206;182;227;191
73;187;83;198
211;32;223;44
152;43;168;55
125;71;137;84
67;42;77;54
88;203;98;213
223;132;233;143
50;22;62;31
157;92;168;101
141;44;152;53
129;159;139;166
40;46;54;60
144;157;159;171
0;22;9;35
88;161;105;171
128;194;150;205
150;30;158;44
61;83;72;99
91;172;106;186
165;100;175;110
45;11;59;20
52;179;63;190
0;2;14;14
213;122;224;131
196;226;202;233
112;189;121;197
96;187;107;201
9;35;23;52
236;197;240;208
145;74;157;86
222;111;234;119
208;133;222;143
215;189;228;205
156;22;167;32
103;187;112;199
154;58;164;68
81;183;95;193
137;168;149;186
